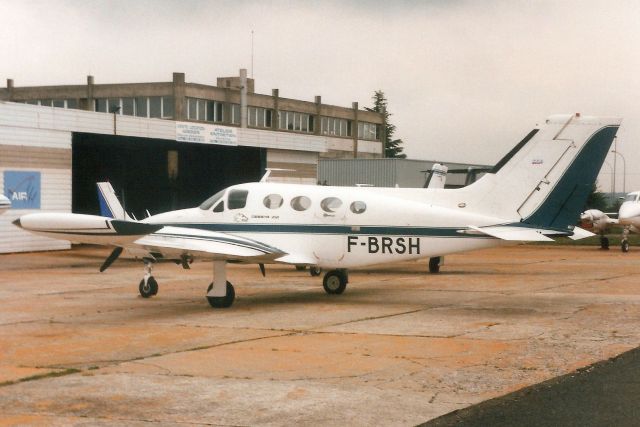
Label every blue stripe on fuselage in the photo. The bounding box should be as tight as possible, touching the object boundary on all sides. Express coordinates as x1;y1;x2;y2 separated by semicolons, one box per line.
156;223;489;238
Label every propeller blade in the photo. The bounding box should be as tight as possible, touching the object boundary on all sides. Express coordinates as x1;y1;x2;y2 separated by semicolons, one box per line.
259;263;266;277
100;247;123;272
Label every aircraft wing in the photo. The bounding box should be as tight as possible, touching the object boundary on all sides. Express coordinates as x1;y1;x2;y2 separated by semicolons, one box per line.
133;226;287;262
14;213;287;263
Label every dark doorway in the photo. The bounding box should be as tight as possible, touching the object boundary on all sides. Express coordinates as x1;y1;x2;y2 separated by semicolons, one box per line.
73;133;265;217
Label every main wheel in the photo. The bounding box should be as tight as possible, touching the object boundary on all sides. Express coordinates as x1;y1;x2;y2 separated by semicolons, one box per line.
139;276;158;298
323;270;347;295
622;240;630;253
600;236;610;250
295;265;307;271
309;266;322;277
206;281;235;308
429;257;441;274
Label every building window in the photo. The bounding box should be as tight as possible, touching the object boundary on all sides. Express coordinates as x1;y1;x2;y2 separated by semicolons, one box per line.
187;97;224;122
321;117;352;137
95;98;107;112
278;111;314;133
231;104;240;125
135;97;147;117
358;121;379;141
162;96;174;118
149;96;162;118
122;98;134;115
248;107;272;128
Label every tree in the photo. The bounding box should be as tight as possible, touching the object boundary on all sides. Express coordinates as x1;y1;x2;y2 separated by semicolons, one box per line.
366;90;406;158
584;183;609;212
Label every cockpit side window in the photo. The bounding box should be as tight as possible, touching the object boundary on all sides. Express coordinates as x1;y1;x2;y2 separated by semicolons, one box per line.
199;189;225;210
228;189;249;210
263;194;283;209
213;201;224;212
624;194;637;203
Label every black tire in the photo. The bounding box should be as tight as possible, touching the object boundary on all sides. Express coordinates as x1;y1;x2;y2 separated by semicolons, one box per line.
295;265;306;271
310;266;322;277
600;236;610;250
139;276;158;298
323;270;347;295
429;257;441;274
206;281;235;308
622;240;630;253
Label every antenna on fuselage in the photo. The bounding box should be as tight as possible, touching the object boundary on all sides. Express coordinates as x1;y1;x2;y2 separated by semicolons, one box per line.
260;168;296;183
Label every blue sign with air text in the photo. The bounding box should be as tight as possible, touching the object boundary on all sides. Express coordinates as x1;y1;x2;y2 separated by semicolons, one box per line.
4;171;41;209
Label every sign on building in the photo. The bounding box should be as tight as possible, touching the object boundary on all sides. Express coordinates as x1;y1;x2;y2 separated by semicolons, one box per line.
3;171;41;209
176;123;238;146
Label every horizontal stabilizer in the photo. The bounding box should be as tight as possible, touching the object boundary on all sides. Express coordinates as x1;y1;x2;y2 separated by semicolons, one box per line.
568;226;595;240
464;225;555;242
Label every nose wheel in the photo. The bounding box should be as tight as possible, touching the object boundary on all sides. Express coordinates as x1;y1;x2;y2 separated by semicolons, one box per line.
139;276;158;298
138;259;159;298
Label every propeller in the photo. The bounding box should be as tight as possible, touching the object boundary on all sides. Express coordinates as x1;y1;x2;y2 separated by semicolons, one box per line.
100;247;123;272
259;263;266;277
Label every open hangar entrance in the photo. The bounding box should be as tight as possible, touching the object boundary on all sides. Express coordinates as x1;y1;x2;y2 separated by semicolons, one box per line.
72;133;266;218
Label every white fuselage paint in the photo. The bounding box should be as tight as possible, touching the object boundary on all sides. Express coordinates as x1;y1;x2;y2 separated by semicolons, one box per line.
142;182;508;269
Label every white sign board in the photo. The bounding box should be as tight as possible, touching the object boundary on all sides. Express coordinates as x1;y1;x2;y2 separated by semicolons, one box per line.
176;123;238;146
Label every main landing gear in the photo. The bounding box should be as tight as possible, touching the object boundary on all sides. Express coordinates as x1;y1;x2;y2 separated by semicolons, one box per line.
621;227;631;253
429;256;442;274
136;259;236;308
322;269;348;294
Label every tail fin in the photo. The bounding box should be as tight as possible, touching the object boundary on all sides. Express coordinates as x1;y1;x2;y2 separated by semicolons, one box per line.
424;163;448;189
97;182;131;221
462;114;621;231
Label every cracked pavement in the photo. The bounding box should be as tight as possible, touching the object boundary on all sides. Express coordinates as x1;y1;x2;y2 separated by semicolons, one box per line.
0;245;639;425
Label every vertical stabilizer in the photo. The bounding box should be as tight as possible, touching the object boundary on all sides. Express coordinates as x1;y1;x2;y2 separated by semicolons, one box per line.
97;182;130;220
460;114;621;231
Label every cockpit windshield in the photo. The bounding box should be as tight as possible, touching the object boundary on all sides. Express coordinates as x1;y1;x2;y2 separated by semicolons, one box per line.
624;193;638;203
199;189;226;210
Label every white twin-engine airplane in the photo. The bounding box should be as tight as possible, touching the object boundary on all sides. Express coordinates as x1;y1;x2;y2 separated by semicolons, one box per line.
14;114;621;308
581;191;640;252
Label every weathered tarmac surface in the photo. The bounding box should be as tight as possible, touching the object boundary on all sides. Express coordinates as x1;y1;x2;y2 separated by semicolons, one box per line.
0;244;638;426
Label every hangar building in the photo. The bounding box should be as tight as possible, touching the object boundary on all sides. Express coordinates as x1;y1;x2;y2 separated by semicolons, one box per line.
0;70;383;253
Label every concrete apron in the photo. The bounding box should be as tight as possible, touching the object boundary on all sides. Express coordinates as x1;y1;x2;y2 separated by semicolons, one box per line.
0;244;638;425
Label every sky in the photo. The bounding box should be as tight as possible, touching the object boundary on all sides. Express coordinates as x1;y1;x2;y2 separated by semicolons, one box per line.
2;0;639;193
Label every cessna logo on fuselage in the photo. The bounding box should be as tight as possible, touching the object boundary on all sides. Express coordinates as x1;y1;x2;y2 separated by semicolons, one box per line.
347;236;420;255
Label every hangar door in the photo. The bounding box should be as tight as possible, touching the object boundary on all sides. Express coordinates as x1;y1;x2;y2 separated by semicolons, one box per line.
73;133;265;217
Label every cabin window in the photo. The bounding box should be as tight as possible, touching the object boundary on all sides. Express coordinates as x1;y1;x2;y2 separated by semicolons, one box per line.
263;194;283;209
199;189;226;210
321;197;342;213
228;190;249;210
291;196;311;211
213;201;224;212
350;201;366;214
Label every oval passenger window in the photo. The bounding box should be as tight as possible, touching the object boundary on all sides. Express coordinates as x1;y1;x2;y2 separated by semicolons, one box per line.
263;194;283;209
321;197;342;213
291;196;311;211
350;201;366;214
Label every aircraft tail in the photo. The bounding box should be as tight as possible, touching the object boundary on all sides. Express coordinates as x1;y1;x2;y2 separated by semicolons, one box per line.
97;182;131;221
461;114;621;232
